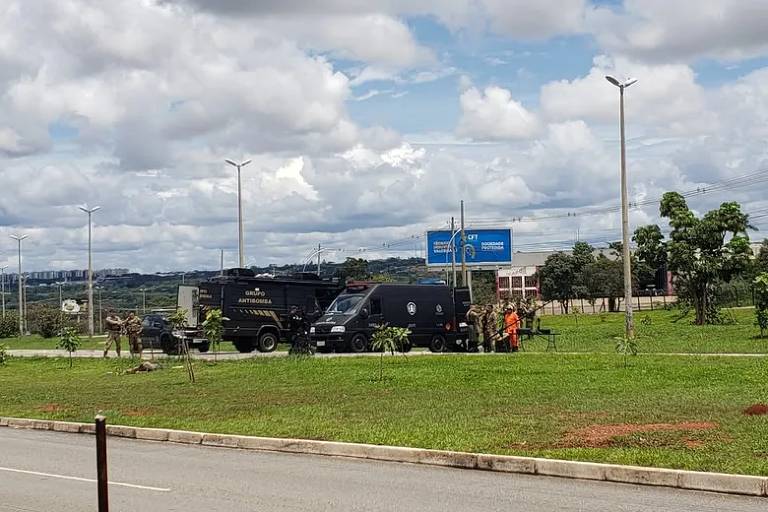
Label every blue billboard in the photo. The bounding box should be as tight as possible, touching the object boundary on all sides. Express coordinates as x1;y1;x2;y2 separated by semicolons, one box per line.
426;228;512;267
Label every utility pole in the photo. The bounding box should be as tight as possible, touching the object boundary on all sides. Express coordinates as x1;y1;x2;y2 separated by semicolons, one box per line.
460;201;466;285
97;286;103;333
220;249;224;276
79;205;100;339
1;265;7;318
317;243;321;275
10;234;28;336
606;75;638;340
225;158;252;268
450;217;457;289
141;288;147;313
22;275;27;333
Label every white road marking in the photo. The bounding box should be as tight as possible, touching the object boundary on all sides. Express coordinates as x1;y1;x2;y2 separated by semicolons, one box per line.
0;466;171;492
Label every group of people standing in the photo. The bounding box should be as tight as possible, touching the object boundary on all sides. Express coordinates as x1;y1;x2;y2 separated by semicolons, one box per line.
104;310;144;358
466;299;536;353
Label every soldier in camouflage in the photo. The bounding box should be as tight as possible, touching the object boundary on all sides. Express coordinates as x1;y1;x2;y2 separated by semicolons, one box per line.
103;310;123;358
481;304;497;353
125;311;144;357
465;304;483;352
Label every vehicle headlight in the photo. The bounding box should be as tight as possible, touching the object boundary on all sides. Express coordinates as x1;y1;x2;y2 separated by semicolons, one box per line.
309;326;316;334
330;326;346;333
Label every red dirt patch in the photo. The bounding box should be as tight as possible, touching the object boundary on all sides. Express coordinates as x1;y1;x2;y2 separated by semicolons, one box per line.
38;403;64;413
743;404;768;416
562;422;718;448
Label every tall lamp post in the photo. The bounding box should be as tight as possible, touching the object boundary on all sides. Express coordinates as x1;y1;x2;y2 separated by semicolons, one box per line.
79;205;101;338
225;158;252;268
605;75;638;340
9;234;28;336
1;265;7;318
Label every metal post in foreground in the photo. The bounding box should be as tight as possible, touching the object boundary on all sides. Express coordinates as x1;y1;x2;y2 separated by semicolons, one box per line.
95;415;109;512
225;158;252;268
450;217;457;289
10;234;28;336
79;206;100;338
1;265;7;318
606;75;637;340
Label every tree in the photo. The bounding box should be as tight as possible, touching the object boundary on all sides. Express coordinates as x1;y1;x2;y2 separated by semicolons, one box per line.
633;225;668;292
571;241;595;299
580;255;624;312
0;313;20;338
537;252;577;313
57;327;81;368
755;273;768;338
340;258;369;281
659;192;753;324
755;239;768;275
202;308;226;362
28;304;63;339
370;325;410;381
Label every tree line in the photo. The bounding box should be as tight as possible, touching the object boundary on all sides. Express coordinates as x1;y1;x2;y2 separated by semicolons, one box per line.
538;192;768;326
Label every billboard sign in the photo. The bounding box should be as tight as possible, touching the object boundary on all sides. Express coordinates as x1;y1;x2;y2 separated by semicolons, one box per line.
426;228;512;267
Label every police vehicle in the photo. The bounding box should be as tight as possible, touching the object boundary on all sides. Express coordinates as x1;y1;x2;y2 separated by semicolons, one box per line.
310;282;471;353
177;268;342;353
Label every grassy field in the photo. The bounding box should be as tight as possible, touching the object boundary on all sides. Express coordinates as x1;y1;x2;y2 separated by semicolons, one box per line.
1;354;767;475
534;307;767;354
3;308;765;355
0;335;239;353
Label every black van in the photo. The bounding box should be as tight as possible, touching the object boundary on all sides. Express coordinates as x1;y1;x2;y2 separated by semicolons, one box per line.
310;283;471;353
179;268;342;353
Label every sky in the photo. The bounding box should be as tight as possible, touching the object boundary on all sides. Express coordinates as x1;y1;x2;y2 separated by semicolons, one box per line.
1;0;768;273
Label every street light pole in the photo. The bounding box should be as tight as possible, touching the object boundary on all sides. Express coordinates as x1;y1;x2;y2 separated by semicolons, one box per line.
225;158;252;268
1;265;7;318
606;75;638;340
9;234;28;336
79;205;101;338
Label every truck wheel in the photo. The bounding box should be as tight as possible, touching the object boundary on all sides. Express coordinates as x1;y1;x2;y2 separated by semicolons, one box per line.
233;340;254;353
257;332;279;353
429;335;447;353
197;342;210;353
349;333;368;353
160;334;179;355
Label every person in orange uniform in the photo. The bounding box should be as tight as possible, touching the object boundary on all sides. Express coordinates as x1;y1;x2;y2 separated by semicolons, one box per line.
504;304;521;352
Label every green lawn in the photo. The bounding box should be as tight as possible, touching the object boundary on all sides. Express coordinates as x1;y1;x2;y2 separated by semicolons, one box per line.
532;307;767;354
1;354;767;475
0;336;238;353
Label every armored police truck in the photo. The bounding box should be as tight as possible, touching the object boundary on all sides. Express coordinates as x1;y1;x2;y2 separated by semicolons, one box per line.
177;268;342;353
310;282;471;353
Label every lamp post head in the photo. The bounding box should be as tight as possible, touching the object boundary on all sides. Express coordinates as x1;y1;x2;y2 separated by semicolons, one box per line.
606;75;638;89
225;158;252;168
10;234;29;242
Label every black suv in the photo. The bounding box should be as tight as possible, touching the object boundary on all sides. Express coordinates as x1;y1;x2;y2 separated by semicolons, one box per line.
141;314;210;354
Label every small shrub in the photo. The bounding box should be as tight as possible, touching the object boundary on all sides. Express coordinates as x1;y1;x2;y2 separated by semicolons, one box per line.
615;336;638;368
28;304;63;338
202;308;226;362
57;327;81;368
641;315;652;326
370;325;411;381
0;313;20;338
755;274;768;338
0;343;8;365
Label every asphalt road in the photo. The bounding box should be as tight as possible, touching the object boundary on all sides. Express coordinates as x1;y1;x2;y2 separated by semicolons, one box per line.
1;429;765;512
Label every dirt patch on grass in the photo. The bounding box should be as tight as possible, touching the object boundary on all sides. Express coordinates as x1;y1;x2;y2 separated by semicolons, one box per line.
562;422;718;448
38;403;64;413
743;404;768;416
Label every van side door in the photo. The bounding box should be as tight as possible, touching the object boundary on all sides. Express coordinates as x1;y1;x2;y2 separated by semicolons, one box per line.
368;296;384;327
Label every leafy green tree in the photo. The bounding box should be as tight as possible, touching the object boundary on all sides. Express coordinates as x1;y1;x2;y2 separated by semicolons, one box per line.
580;255;624;312
571;241;595;299
370;325;410;381
0;313;20;338
755;273;768;338
659;192;753;324
340;258;369;281
537;252;577;313
755;239;768;275
57;327;81;368
28;304;62;339
202;308;226;362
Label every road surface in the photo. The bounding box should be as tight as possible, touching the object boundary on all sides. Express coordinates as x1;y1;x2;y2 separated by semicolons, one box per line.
0;429;765;511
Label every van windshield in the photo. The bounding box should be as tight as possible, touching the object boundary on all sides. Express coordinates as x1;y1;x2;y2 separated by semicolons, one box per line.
327;294;364;314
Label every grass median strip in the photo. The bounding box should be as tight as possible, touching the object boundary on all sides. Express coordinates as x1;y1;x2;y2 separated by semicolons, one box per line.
1;353;768;476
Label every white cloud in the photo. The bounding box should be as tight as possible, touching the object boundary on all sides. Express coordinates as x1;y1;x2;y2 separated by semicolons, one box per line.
539;55;714;135
589;0;768;62
457;86;540;140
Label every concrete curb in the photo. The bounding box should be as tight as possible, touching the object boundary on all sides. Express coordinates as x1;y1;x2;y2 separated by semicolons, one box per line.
2;416;766;498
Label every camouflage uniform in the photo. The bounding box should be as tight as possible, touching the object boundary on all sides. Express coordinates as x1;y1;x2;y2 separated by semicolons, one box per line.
465;305;483;352
104;313;123;357
481;305;497;353
125;313;143;356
